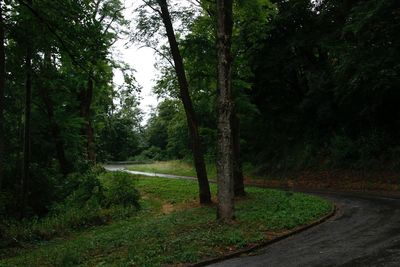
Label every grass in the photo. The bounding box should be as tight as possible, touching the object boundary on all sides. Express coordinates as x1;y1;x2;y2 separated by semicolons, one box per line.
0;176;332;267
127;160;218;178
127;160;261;180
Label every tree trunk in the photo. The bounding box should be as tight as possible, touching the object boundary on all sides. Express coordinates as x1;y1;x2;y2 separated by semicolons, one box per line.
21;30;32;218
79;74;96;164
233;113;245;196
0;1;5;191
157;0;211;204
41;91;70;175
39;53;70;176
216;0;235;221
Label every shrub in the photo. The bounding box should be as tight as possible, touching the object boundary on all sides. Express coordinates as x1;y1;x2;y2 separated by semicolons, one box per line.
99;172;140;208
57;172;105;212
1;171;140;244
57;170;140;211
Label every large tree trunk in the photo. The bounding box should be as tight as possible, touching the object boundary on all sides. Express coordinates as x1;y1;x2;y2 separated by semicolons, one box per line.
157;0;211;204
79;74;96;164
233;113;245;196
0;1;5;191
216;0;235;221
39;53;70;176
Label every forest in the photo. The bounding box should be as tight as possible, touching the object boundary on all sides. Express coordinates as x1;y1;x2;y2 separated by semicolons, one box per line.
0;0;399;266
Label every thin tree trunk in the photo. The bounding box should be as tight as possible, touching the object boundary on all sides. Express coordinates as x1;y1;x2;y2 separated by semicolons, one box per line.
0;0;6;191
39;53;70;176
44;97;70;176
79;74;96;164
233;113;245;196
21;27;33;218
216;0;235;221
157;0;211;204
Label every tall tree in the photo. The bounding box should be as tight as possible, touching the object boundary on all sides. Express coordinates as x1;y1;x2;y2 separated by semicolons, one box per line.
21;0;33;216
0;0;5;191
216;0;235;221
155;0;212;204
79;73;96;163
38;51;71;176
184;1;246;197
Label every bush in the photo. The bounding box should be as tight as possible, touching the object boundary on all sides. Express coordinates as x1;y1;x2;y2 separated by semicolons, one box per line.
99;172;140;208
0;170;140;244
58;170;140;211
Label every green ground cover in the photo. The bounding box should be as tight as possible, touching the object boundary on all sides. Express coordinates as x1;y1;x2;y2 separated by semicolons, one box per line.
0;175;332;267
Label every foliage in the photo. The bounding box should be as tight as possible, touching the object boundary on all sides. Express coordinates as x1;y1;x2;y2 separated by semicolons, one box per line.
0;171;140;245
99;171;140;208
142;0;400;173
1;0;143;219
240;0;400;172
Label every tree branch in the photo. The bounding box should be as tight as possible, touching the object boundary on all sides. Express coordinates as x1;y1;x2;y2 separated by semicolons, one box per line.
142;0;162;17
141;45;175;69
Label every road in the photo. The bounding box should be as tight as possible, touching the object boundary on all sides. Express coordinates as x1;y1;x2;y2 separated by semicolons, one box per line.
210;193;400;267
104;165;400;267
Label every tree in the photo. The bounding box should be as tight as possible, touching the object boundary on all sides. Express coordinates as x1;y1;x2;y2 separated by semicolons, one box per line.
0;0;131;217
139;0;212;204
38;51;71;176
20;0;33;217
216;0;235;221
183;0;248;197
77;0;127;164
0;0;5;191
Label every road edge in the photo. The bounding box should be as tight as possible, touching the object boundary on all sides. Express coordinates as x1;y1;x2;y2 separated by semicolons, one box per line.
188;203;337;267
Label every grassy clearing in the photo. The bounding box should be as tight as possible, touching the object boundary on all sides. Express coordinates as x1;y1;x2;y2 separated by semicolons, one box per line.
0;176;332;267
127;160;218;178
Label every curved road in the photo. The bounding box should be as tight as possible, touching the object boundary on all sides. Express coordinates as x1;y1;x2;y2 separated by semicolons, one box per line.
210;193;400;267
104;165;400;267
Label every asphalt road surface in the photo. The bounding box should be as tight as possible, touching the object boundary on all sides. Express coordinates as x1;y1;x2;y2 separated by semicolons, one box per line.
104;164;400;267
209;193;400;267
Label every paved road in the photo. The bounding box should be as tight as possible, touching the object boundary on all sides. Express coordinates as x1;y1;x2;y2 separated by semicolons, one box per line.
104;164;199;180
104;165;400;267
210;193;400;267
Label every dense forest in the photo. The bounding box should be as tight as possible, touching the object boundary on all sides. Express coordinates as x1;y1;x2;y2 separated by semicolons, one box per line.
0;0;399;243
